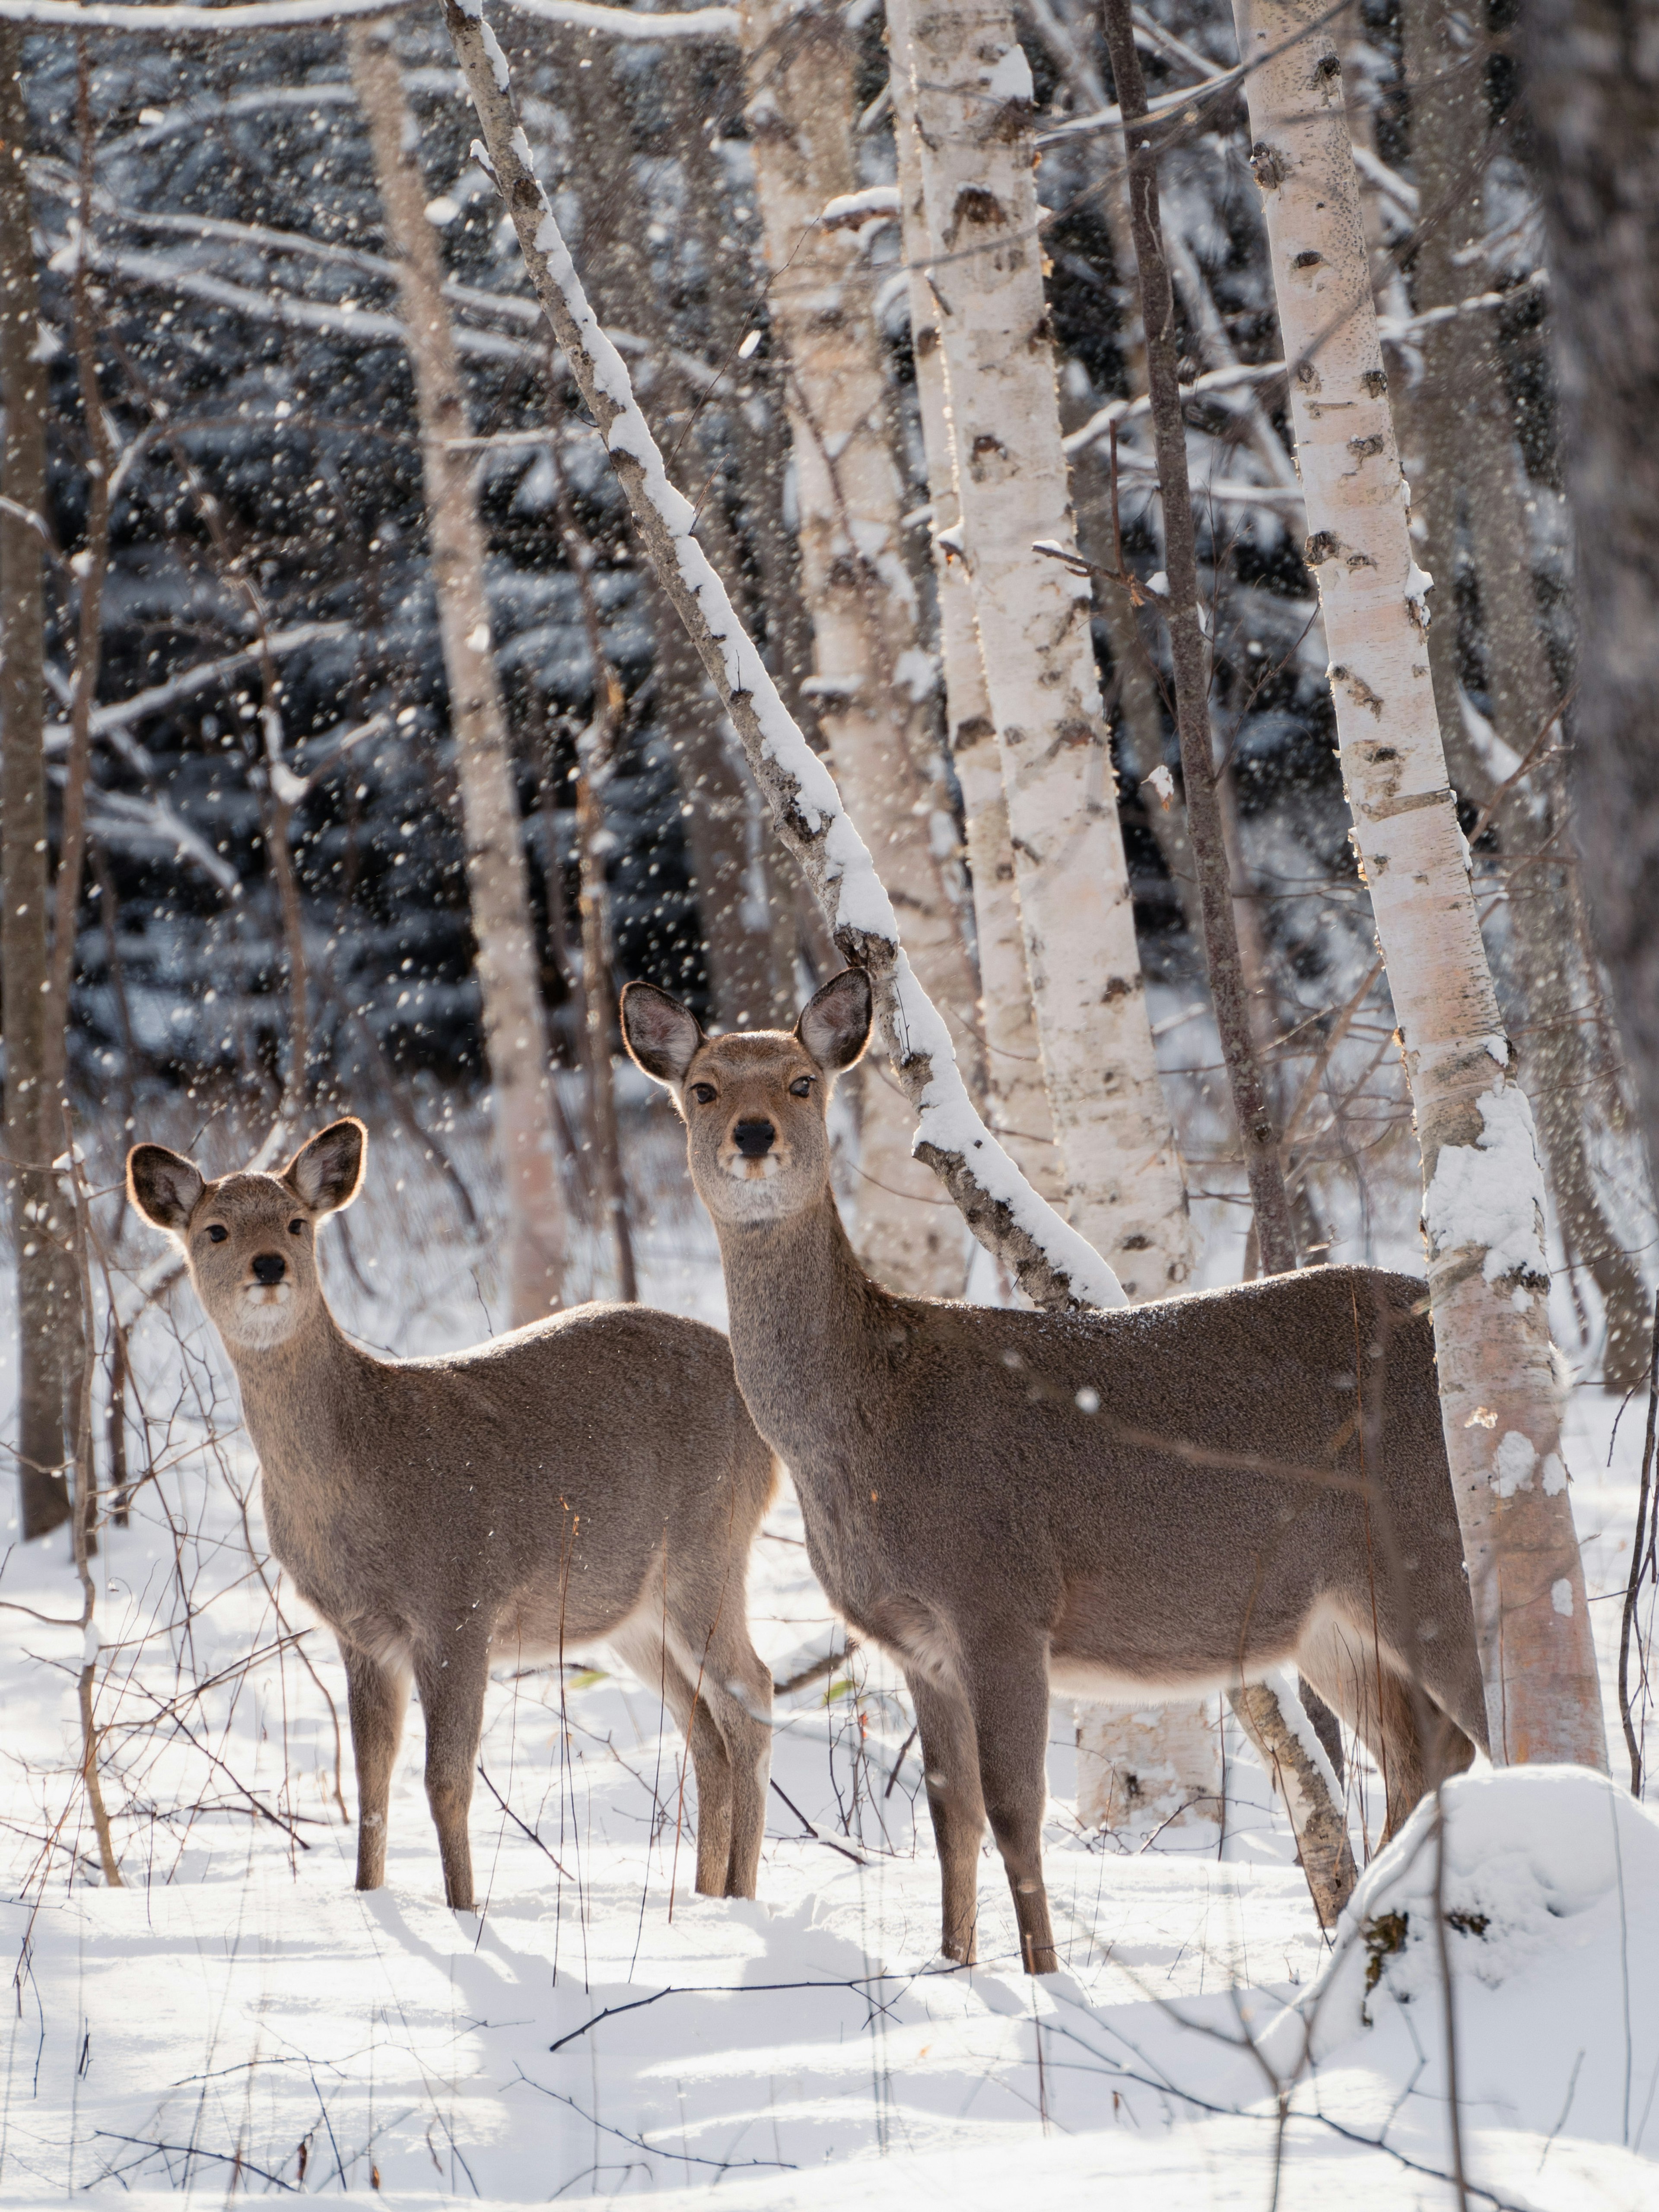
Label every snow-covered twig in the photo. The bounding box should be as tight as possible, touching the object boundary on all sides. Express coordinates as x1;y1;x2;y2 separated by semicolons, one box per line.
443;0;1123;1313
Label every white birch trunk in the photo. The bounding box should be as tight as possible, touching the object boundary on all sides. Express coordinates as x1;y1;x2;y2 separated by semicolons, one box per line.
441;0;1124;1316
893;57;1058;1212
890;0;1190;1303
1230;0;1607;1767
351;22;565;1325
737;0;979;1300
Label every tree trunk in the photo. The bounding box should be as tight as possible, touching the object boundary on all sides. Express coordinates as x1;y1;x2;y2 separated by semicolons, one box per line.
1523;0;1659;1203
444;0;1124;1313
893;41;1058;1212
890;0;1191;1303
1404;0;1648;1392
0;31;71;1538
737;0;980;1298
1232;0;1606;1768
350;22;565;1325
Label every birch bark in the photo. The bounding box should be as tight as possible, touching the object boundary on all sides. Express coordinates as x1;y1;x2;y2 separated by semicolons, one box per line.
0;30;72;1538
890;0;1190;1302
1230;0;1606;1767
892;50;1058;1211
736;0;980;1299
350;21;565;1324
441;0;1122;1314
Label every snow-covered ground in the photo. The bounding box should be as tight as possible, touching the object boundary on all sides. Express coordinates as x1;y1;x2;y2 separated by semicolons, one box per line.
1;1094;1655;2207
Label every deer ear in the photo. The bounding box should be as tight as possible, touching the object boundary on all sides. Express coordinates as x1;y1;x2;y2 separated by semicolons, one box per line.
284;1119;366;1214
127;1145;206;1236
797;968;872;1072
621;982;705;1088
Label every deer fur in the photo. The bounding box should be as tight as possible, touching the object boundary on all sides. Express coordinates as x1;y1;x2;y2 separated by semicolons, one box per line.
622;969;1486;1976
127;1119;776;1910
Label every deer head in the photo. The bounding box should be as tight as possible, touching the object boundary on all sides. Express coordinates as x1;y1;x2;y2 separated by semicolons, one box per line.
622;969;872;1230
127;1119;366;1353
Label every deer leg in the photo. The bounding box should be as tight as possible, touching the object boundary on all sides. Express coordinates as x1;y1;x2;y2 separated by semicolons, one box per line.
906;1672;987;1967
341;1643;408;1893
960;1650;1058;1975
614;1623;734;1898
691;1634;773;1901
413;1649;486;1911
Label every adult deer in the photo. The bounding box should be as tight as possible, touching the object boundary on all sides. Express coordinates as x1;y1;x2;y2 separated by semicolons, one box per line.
128;1119;775;1910
622;970;1487;1975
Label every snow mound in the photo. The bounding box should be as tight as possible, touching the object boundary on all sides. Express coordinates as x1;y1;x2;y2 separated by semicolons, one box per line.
1274;1766;1659;2154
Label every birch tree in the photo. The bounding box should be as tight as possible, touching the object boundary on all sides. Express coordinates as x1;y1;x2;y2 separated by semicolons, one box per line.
349;20;566;1325
0;29;71;1538
891;42;1057;1214
887;0;1189;1303
1230;0;1606;1767
735;0;981;1299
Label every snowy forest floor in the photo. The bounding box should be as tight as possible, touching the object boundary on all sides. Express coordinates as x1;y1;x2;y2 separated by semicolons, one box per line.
1;1075;1656;2209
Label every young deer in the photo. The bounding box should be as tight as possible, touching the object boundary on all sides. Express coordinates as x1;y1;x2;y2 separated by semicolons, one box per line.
622;970;1487;1976
127;1119;776;1910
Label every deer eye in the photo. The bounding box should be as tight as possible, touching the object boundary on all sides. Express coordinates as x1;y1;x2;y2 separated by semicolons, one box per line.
789;1076;814;1098
206;1225;229;1244
288;1218;306;1236
690;1083;717;1105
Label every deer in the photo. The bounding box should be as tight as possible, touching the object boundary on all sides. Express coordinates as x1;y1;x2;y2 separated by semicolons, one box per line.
621;969;1488;1977
127;1117;776;1912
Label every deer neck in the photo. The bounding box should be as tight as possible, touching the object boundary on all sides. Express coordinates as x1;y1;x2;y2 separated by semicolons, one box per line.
713;1189;883;1467
222;1294;369;1488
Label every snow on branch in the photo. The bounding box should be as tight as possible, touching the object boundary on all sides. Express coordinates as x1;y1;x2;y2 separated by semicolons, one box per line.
0;0;736;31
0;0;420;28
441;0;1124;1314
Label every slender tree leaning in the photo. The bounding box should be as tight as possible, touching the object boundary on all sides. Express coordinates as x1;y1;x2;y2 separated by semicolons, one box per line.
735;0;982;1299
547;25;780;1033
350;19;566;1325
442;0;1119;1315
0;28;71;1538
885;0;1191;1303
1230;0;1606;1766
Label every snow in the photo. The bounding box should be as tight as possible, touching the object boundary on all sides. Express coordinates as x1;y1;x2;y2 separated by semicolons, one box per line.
820;186;901;228
1285;1767;1659;2171
0;1137;1652;2210
1423;1075;1551;1287
1262;1668;1344;1814
982;45;1034;106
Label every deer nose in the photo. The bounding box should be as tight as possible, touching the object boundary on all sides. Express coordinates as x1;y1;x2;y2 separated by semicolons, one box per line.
251;1252;287;1286
732;1119;776;1159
